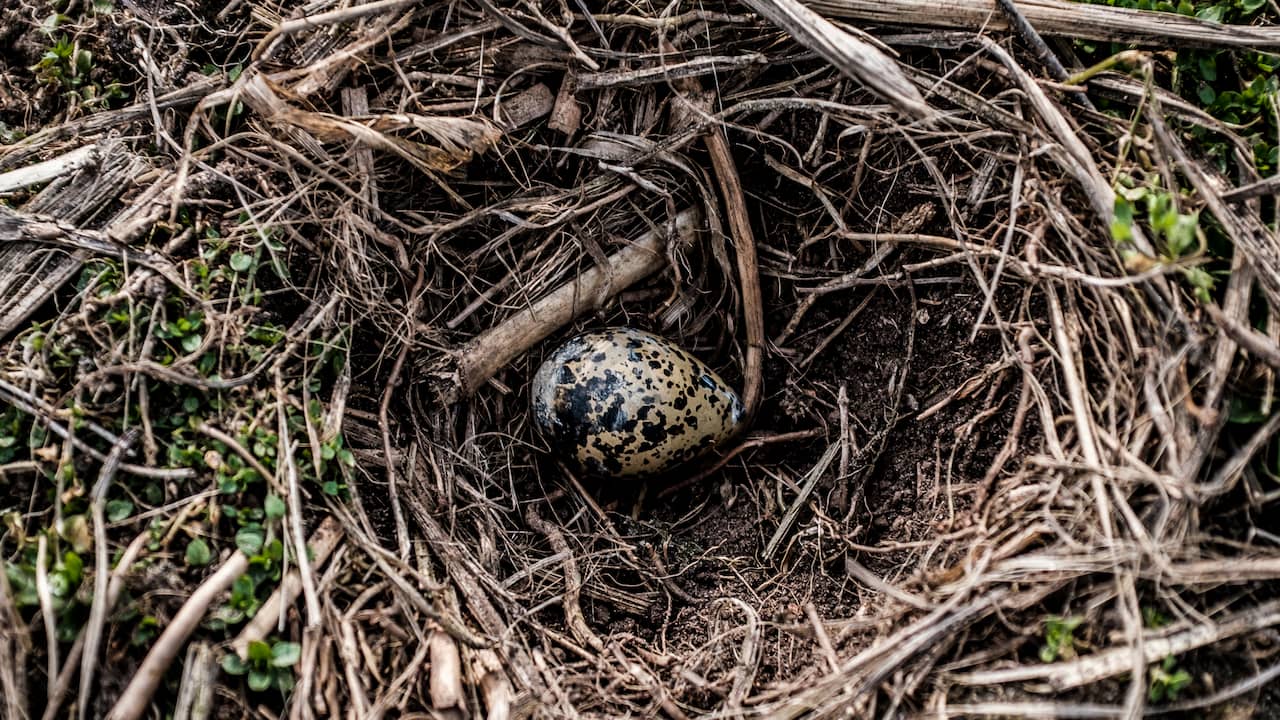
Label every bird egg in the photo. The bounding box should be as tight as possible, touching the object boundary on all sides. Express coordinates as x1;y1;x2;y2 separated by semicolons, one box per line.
531;327;743;477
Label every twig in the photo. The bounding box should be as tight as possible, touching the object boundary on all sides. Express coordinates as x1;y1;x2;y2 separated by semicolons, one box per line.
0;546;30;720
79;430;137;720
1221;174;1280;203
610;646;691;720
741;0;932;120
716;598;762;714
948;659;1280;716
380;268;423;561
0;378;193;481
764;442;841;560
805;604;840;673
231;517;345;659
993;0;1095;112
0;144;100;193
42;533;147;720
106;551;251;720
577;54;769;90
1204;302;1280;369
657;428;825;497
195;423;275;489
977;37;1157;258
954;598;1280;690
35;536;58;704
843;557;933;611
705;128;766;424
428;631;466;714
525;505;602;653
0;205;195;299
449;206;702;399
275;371;322;628
1198;411;1280;500
810;0;1280;49
252;0;423;60
800;289;877;369
172;642;216;720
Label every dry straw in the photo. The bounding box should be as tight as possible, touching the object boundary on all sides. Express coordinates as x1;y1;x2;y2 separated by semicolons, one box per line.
1;0;1278;719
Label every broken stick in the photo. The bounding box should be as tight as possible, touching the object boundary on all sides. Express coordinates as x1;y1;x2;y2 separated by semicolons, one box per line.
449;207;703;399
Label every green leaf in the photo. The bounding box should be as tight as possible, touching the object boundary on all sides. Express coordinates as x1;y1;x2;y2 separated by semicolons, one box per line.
247;639;272;663
1182;267;1214;303
1165;212;1199;257
264;494;286;520
180;333;202;354
186;538;212;566
235;527;264;556
60;552;83;584
41;15;67;34
229;252;254;273
74;49;92;76
1111;218;1132;244
131;615;159;646
248;668;272;692
1195;5;1224;22
271;641;301;667
1228;397;1269;425
1197;54;1217;82
274;668;295;692
263;538;284;562
106;499;133;522
221;653;249;675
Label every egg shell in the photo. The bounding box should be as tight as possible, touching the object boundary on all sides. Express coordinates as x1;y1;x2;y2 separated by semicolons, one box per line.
531;327;743;478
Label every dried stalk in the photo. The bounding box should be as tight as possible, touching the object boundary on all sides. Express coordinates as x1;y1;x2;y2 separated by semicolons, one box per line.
741;0;931;120
231;517;345;659
79;432;137;720
811;0;1280;49
106;551;251;720
955;599;1280;690
450;206;702;398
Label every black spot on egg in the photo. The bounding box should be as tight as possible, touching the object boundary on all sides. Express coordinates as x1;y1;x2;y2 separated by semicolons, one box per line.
531;327;744;477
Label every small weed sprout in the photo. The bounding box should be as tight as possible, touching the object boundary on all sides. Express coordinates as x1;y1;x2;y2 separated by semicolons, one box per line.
222;639;302;693
1148;656;1193;702
1040;615;1084;663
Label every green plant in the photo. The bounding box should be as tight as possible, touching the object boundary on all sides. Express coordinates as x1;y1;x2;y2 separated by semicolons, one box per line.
221;639;301;693
1148;656;1193;701
1112;181;1216;302
1040;615;1084;662
3;541;87;642
185;537;212;566
155;311;206;359
1142;606;1170;629
0;406;30;464
32;35;91;89
130;615;159;647
1081;0;1278;179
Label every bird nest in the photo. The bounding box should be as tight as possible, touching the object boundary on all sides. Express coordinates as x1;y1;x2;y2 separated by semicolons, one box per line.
1;1;1279;719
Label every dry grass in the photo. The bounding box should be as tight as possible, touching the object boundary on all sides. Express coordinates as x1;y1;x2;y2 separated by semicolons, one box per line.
1;1;1279;719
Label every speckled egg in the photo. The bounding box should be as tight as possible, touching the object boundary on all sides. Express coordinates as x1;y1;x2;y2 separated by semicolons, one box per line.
531;327;743;478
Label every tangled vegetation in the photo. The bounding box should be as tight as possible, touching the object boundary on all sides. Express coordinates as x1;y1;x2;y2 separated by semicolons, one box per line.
1;0;1279;718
